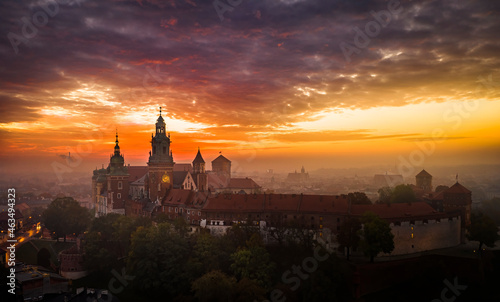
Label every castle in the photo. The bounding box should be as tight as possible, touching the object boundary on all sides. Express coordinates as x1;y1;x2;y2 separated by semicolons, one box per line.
91;109;472;256
91;108;261;217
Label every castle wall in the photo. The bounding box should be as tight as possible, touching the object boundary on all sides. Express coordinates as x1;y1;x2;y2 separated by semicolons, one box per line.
388;216;461;256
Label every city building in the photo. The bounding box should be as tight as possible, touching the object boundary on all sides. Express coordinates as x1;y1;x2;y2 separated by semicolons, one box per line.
91;108;260;216
91;111;472;256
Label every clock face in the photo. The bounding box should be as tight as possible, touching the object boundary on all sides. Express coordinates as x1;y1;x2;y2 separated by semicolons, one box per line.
162;174;170;183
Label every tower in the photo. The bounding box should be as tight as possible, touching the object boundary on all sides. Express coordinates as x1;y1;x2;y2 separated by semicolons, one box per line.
106;131;129;213
147;107;174;202
212;154;231;179
192;148;208;191
416;169;432;191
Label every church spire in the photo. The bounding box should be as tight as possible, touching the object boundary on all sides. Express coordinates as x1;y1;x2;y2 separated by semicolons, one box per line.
114;129;120;155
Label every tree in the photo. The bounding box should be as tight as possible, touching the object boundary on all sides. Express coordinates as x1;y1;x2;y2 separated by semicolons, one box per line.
390;184;417;203
89;213;121;241
467;212;499;252
347;192;372;205
360;212;394;262
127;222;191;298
82;231;116;271
41;197;91;242
188;232;223;277
377;186;393;203
230;234;276;289
191;270;236;302
337;217;361;260
435;185;449;193
480;197;500;225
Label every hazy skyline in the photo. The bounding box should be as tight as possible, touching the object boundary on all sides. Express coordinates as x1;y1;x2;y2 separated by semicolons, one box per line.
1;0;499;175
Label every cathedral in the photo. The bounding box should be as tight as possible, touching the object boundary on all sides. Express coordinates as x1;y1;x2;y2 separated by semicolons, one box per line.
91;108;260;217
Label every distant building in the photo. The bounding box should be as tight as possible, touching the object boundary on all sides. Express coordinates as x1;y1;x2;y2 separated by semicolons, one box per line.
287;166;309;183
224;177;261;194
416;169;433;191
212;154;232;181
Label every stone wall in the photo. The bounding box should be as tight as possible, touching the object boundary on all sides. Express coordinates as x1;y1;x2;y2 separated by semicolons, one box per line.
388;216;461;256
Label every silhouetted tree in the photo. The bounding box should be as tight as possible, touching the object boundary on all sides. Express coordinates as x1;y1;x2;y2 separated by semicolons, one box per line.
467;212;499;253
348;192;372;205
390;184;417;203
191;270;236;302
377;187;393;203
41;197;91;242
337;217;362;260
127;222;191;298
360;212;394;263
480;197;500;225
435;185;449;193
230;234;276;289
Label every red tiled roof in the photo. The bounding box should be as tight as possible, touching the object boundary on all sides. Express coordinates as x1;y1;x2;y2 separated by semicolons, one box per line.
227;178;260;189
212;155;231;163
162;189;208;207
431;190;444;201
445;182;471;194
15;203;30;211
203;193;349;214
174;163;193;172
0;209;23;220
351;202;440;219
208;173;229;189
416;169;432;177
128;166;148;181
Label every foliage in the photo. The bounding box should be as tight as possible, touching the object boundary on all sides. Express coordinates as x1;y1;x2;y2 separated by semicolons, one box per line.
480;197;500;225
82;231;116;271
467;212;499;251
89;213;122;241
347;192;372;205
360;212;394;262
188;232;223;277
230;233;276;289
127;222;191;298
435;185;449;193
41;197;91;241
377;187;393;203
337;216;362;260
390;184;417;203
191;270;236;302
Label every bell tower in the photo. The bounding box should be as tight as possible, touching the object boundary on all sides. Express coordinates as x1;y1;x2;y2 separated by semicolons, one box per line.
192;147;208;192
147;107;174;202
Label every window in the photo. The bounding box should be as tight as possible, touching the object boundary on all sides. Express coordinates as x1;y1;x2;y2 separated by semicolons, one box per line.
198;211;201;216
187;210;190;214
118;181;122;189
175;207;178;213
117;193;121;199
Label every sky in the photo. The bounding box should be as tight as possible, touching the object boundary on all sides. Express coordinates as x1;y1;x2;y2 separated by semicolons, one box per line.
0;0;499;177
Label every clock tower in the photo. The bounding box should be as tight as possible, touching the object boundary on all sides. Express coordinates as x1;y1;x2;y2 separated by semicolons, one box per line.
147;107;174;202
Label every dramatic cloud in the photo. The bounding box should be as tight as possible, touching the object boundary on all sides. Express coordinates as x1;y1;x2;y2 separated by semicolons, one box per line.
0;0;499;171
